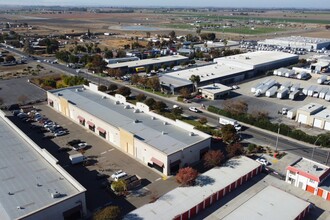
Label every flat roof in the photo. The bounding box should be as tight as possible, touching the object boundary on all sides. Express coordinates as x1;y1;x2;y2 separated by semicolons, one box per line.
0;112;84;220
194;40;239;48
214;51;298;68
263;36;330;44
221;186;309;220
199;83;232;94
125;156;261;220
291;158;329;179
49;87;208;155
298;103;324;114
106;55;188;69
160;63;252;88
313;108;330;121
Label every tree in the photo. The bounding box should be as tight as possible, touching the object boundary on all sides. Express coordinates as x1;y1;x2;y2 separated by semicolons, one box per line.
98;85;107;92
17;95;28;105
5;55;15;63
154;101;167;112
179;87;191;99
203;150;225;168
131;74;141;85
93;206;121;220
144;98;156;109
221;124;238;143
147;77;160;92
226;142;244;158
223;100;248;115
116;50;126;58
169;30;176;39
176;167;198;186
171;107;183;116
146;31;151;38
196;27;202;36
104;50;113;59
108;84;118;92
111;179;127;193
189;74;200;92
117;86;131;97
199;117;208;125
136;93;146;102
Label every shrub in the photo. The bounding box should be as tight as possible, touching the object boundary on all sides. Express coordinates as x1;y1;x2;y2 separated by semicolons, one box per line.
176;167;198;186
93;206;121;220
203;150;225;168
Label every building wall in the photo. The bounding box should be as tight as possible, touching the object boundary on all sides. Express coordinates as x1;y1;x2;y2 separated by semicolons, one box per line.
119;128;135;156
286;170;319;191
23;193;86;220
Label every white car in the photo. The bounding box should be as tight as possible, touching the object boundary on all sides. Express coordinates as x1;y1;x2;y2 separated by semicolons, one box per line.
189;107;199;113
111;170;127;179
72;142;88;151
54;130;67;137
256;158;268;166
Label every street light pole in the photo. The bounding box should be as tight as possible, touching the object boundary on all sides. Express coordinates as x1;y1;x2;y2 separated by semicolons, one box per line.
311;136;321;160
275;126;280;152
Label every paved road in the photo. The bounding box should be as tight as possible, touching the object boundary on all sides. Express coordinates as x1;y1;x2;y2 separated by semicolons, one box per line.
4;45;330;166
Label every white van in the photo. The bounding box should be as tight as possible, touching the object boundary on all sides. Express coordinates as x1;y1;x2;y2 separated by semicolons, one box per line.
114;173;127;181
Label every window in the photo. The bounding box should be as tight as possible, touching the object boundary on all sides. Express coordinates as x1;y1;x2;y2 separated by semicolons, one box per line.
99;131;106;139
80;120;85;126
49;101;54;107
89;125;95;132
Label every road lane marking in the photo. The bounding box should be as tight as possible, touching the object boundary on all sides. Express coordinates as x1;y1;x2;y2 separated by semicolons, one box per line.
155;178;162;182
100;151;107;155
108;149;114;152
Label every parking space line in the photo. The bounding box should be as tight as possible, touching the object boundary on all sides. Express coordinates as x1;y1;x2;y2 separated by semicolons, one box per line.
154;177;162;182
108;149;114;152
143;187;149;191
100;151;107;155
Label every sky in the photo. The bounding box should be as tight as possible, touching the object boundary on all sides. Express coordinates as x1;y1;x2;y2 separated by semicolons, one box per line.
0;0;329;9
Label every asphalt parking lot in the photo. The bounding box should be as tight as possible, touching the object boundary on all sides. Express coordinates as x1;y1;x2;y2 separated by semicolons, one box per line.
8;104;179;215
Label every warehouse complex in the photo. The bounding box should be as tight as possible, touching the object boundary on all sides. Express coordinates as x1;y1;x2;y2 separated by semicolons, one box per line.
125;156;262;220
47;84;211;176
293;103;330;131
106;55;188;73
258;36;330;50
0;111;87;220
286;158;330;201
160;51;298;93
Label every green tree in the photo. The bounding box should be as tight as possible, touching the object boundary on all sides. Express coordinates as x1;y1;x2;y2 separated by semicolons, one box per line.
199;117;208;125
147;77;160;92
226;142;244;158
5;55;16;63
136;93;146;102
111;180;127;193
144;98;156;109
179;87;191;99
98;85;107;92
189;74;200;92
116;50;126;58
171;107;183;116
108;84;118;92
221;124;238;143
104;50;113;59
154;101;167;112
117;86;131;97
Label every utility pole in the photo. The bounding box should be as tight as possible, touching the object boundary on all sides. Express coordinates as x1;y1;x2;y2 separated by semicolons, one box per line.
275;126;280;152
311;136;321;160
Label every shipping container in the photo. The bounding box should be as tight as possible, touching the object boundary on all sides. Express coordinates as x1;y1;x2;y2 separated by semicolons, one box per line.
277;88;289;99
290;83;300;92
319;88;329;99
317;75;327;84
289;90;300;100
265;86;278;97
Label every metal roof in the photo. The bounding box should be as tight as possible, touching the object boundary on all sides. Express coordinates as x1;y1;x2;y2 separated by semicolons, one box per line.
215;51;298;69
125;156;261;220
221;186;310;220
160;63;252;88
0;112;84;220
49;87;208;155
106;55;188;69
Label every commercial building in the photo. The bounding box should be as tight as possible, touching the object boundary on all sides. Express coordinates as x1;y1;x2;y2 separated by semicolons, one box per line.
198;83;232;100
160;51;298;93
0;111;86;220
286;157;330;201
47;84;211;176
125;156;262;220
258;36;330;50
106;55;188;73
293;103;330;131
219;186;310;220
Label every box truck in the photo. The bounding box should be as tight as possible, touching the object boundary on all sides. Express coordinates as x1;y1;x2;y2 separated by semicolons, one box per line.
219;117;242;131
69;153;85;165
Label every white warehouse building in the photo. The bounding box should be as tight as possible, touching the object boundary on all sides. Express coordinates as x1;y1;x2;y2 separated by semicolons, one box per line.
0;111;87;220
258;36;330;50
47;84;211;176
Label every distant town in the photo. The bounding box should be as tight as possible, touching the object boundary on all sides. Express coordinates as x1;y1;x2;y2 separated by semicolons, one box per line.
0;5;329;220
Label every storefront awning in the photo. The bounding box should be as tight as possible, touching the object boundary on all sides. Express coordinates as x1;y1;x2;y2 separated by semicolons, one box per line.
151;157;164;167
87;121;95;127
97;127;106;133
77;116;85;121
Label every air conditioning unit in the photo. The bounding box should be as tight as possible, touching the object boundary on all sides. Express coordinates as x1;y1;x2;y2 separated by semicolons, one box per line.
51;192;61;198
115;101;120;105
134;109;139;113
124;105;130;109
189;132;194;136
102;96;106;99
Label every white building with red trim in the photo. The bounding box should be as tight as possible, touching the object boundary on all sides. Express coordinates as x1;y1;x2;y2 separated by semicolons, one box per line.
286;157;330;201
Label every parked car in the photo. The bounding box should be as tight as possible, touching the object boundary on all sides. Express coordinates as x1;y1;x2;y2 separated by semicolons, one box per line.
54;130;67;137
57;147;72;153
189;107;200;113
72;142;88;151
256;157;269;166
67;139;82;146
111;170;127;180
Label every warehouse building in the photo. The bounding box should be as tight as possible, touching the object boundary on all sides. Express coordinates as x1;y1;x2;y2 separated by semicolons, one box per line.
47;84;211;176
198;83;232;100
218;186;310;220
258;36;330;50
286;157;330;201
160;51;298;93
0;111;87;220
125;156;262;220
106;55;188;73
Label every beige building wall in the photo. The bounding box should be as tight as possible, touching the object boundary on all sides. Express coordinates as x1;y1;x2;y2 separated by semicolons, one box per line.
119;128;134;156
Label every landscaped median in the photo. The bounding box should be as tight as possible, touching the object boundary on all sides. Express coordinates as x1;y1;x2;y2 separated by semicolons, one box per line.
207;105;330;148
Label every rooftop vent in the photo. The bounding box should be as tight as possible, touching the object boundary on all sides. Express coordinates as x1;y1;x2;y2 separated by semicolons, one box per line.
51;192;61;198
8;192;14;195
75;88;79;92
163;121;167;125
17;206;23;210
102;96;106;99
134;109;140;113
133;119;139;123
124;105;130;109
115;101;120;105
162;131;166;135
189;132;194;136
151;116;155;120
313;165;318;169
57;93;62;96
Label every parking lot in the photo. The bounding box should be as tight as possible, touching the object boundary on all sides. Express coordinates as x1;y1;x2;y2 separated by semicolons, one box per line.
9;104;179;215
